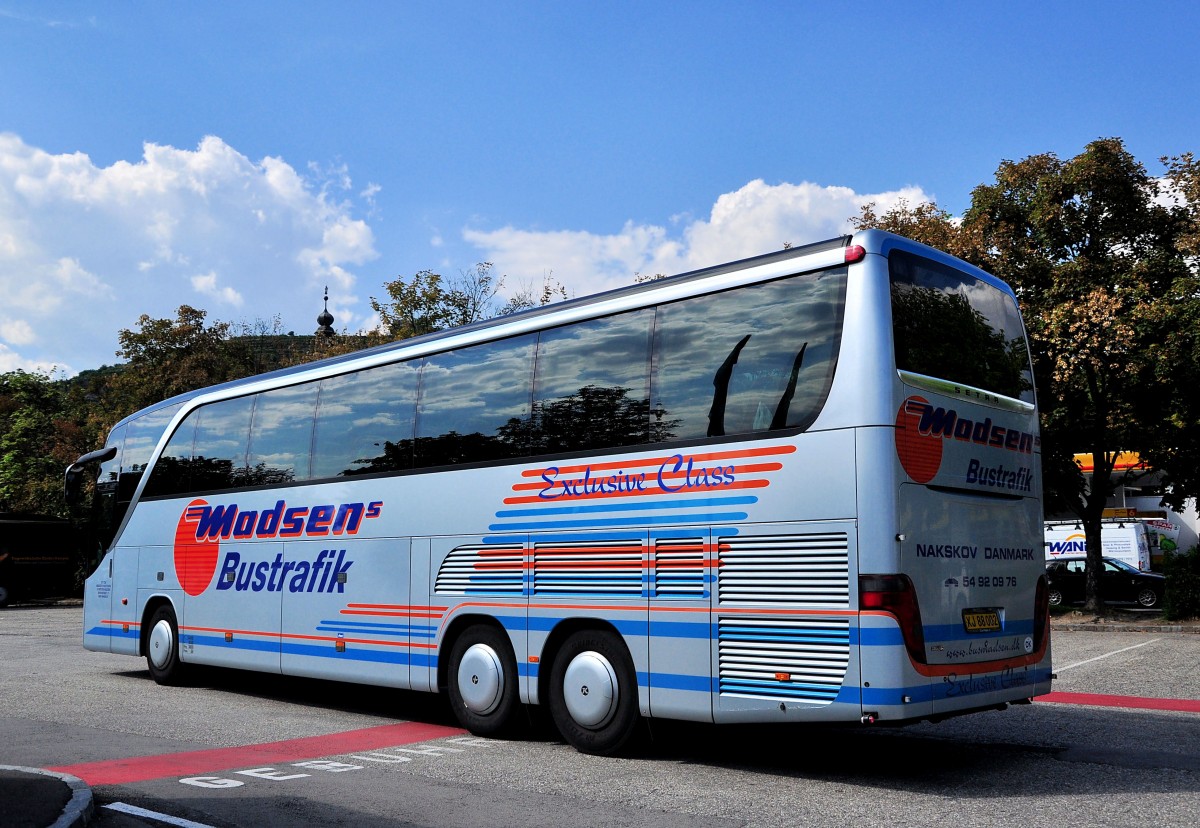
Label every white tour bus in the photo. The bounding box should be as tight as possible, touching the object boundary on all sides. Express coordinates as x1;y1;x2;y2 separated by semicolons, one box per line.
72;230;1051;754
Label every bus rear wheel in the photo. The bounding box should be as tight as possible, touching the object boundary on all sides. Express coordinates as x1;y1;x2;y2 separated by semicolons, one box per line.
548;629;640;755
145;604;188;686
447;625;520;736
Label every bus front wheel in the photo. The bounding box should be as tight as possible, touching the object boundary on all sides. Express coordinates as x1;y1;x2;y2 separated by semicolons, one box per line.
145;604;188;686
447;625;520;736
548;629;640;755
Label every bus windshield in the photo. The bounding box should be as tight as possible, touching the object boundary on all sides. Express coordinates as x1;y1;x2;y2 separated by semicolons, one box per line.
889;249;1034;403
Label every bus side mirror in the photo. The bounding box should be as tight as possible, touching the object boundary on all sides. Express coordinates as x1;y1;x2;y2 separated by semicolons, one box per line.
64;446;118;506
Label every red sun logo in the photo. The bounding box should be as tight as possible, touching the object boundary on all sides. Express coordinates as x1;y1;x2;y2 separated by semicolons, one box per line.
895;396;943;484
174;499;221;596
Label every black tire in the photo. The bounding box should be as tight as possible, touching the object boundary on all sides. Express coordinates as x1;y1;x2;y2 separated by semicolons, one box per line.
548;629;640;756
1136;587;1159;608
1047;588;1063;607
145;604;188;686
0;583;10;608
447;625;521;736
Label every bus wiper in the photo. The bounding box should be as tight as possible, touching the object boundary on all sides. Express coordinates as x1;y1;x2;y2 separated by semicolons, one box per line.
707;335;751;437
769;343;807;430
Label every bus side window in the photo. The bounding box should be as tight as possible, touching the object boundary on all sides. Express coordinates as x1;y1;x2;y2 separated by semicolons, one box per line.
531;309;653;453
247;384;319;485
415;334;537;468
194;397;256;491
146;397;255;496
143;414;197;498
650;271;845;441
313;361;419;477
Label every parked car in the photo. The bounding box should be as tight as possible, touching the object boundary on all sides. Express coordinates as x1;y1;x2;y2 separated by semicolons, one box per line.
1044;556;1165;608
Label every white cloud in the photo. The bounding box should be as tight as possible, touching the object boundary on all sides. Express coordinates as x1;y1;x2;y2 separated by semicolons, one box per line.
0;341;59;374
1;319;36;345
191;271;244;307
464;179;932;296
0;133;378;371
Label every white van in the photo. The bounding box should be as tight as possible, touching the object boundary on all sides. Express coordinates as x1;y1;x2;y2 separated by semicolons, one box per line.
1044;521;1152;571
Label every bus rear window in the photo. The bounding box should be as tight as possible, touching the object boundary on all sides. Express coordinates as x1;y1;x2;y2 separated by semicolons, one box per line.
889;250;1034;404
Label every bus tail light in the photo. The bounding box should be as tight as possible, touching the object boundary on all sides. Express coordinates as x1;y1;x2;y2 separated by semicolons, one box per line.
1033;574;1050;652
860;574;926;664
844;244;866;263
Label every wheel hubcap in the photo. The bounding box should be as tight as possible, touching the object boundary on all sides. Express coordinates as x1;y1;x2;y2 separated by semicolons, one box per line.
148;619;174;669
458;643;504;715
563;650;618;729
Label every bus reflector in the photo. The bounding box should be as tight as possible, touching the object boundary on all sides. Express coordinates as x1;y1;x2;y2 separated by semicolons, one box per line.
845;245;866;263
860;573;926;664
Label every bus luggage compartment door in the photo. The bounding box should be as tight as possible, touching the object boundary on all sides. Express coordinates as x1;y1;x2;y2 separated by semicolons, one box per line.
712;520;859;723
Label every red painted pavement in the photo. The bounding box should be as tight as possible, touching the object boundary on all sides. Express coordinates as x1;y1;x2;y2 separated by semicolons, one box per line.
1039;691;1200;713
48;721;466;786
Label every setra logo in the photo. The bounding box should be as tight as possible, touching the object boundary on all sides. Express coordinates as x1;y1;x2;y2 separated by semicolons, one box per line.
172;498;383;596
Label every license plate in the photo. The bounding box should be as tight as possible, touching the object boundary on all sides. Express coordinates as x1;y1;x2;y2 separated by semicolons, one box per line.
962;608;1001;633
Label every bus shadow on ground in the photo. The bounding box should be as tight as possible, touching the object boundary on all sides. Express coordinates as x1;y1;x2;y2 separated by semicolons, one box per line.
637;713;1200;795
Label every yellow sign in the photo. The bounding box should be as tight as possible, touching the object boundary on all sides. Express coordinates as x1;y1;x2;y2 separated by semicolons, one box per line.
1073;452;1143;473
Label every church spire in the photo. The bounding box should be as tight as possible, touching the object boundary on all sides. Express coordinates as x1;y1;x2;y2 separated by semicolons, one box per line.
316;286;335;337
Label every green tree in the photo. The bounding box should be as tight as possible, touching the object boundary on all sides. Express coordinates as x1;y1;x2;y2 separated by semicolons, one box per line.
855;138;1200;612
106;305;259;418
371;263;509;340
0;371;93;515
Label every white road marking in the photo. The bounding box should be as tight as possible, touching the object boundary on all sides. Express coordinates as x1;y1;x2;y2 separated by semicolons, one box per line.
103;801;218;828
1056;638;1160;671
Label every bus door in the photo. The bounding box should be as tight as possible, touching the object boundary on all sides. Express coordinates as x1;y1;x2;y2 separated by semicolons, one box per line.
82;550;114;652
281;537;411;687
711;519;859;723
108;546;141;655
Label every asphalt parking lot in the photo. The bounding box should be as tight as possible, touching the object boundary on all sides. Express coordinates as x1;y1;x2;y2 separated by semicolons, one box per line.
2;603;1197;828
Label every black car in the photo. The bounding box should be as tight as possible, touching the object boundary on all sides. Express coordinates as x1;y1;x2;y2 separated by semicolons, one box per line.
1044;556;1165;608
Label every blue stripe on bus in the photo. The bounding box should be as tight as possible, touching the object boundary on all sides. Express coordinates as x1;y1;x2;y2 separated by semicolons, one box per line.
187;634;284;654
649;621;710;639
858;622;1036;646
923;619;1035;640
85;625;139;641
494;496;758;518
283;642;411;664
489;511;749;531
639;671;711;692
860;667;1054;707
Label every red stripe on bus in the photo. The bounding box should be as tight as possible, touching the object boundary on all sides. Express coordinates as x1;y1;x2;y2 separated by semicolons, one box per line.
47;721;466;786
508;461;785;493
518;445;796;478
1038;691;1200;713
503;478;770;502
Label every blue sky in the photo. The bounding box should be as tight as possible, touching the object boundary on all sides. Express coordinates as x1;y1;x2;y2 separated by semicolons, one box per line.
1;2;1197;374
